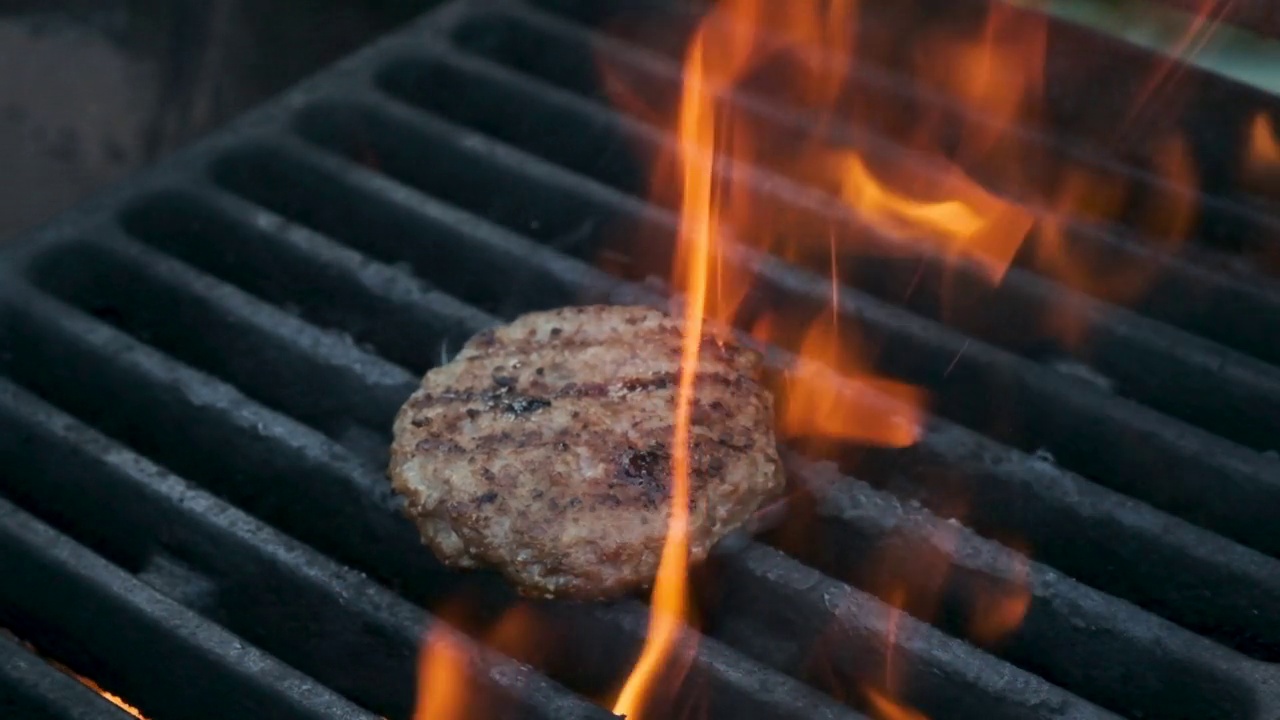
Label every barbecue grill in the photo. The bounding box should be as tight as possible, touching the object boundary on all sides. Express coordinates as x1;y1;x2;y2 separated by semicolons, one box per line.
3;0;1280;718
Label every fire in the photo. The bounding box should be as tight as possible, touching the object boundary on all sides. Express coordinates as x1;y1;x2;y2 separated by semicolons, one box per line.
71;672;148;719
1035;132;1198;345
832;154;1033;283
1245;111;1280;201
1248;112;1280;170
866;689;929;720
412;604;541;719
414;623;472;719
774;318;925;448
966;544;1033;648
604;0;1055;714
595;0;1229;713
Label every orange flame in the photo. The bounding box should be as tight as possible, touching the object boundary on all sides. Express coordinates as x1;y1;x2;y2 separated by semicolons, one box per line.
774;318;925;448
412;604;541;719
72;673;148;719
1035;132;1198;345
608;0;1059;712
866;689;930;720
1246;111;1280;192
414;624;472;720
967;547;1033;648
611;18;715;718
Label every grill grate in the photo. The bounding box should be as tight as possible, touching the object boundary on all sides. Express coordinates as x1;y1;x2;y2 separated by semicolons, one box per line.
2;0;1280;718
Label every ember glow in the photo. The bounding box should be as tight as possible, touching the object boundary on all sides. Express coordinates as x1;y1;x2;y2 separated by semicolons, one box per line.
1;629;149;720
1246;111;1280;195
70;672;148;719
866;688;930;720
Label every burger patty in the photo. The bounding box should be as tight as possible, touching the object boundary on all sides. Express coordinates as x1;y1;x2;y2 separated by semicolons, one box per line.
388;305;786;600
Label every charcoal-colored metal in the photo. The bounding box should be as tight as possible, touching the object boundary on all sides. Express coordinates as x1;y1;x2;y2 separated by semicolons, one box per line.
2;0;1280;718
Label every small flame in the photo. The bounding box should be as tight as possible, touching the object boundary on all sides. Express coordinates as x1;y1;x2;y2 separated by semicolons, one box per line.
866;689;930;720
412;604;542;719
414;624;472;720
71;672;148;719
1249;113;1280;169
773;318;925;448
967;550;1033;648
1036;132;1198;345
833;154;1033;283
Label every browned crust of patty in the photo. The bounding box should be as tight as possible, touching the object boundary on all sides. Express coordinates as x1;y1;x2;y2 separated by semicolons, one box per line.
388;305;786;600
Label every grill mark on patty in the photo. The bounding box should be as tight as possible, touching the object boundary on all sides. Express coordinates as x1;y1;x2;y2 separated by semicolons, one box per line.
407;370;756;414
463;324;681;358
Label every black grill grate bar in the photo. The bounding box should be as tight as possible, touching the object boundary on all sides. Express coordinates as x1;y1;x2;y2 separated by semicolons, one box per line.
0;278;870;720
0;376;613;720
33;227;417;436
0;631;136;720
279;85;1280;560
783;454;1272;720
118;184;498;373
436;2;1280;369
0;281;431;591
200;139;620;321
214;118;1280;658
0;497;377;720
368;34;1280;453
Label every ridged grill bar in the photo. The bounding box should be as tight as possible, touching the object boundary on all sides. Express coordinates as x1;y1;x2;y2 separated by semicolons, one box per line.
2;0;1280;718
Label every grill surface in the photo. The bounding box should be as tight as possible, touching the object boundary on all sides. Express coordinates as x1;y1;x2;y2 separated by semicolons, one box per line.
2;1;1280;718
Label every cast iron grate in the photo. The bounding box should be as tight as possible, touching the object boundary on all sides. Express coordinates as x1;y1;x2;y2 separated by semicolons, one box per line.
2;0;1280;718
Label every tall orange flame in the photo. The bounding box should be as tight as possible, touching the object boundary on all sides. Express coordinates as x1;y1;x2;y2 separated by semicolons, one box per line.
611;25;714;718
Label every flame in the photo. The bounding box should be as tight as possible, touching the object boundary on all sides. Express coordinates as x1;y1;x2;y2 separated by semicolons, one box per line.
596;0;1231;712
966;546;1033;648
1245;112;1280;196
1035;132;1198;345
412;604;541;719
611;17;715;718
833;154;1033;283
774;318;925;448
414;624;472;720
866;689;930;720
71;672;148;719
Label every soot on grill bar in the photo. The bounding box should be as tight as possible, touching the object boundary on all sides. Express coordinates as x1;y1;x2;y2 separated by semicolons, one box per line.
3;1;1280;719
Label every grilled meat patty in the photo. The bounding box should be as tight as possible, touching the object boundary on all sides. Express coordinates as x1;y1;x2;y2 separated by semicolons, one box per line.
389;305;786;600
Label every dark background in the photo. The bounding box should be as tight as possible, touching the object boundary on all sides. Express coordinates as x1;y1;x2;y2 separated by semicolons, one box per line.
0;0;439;242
